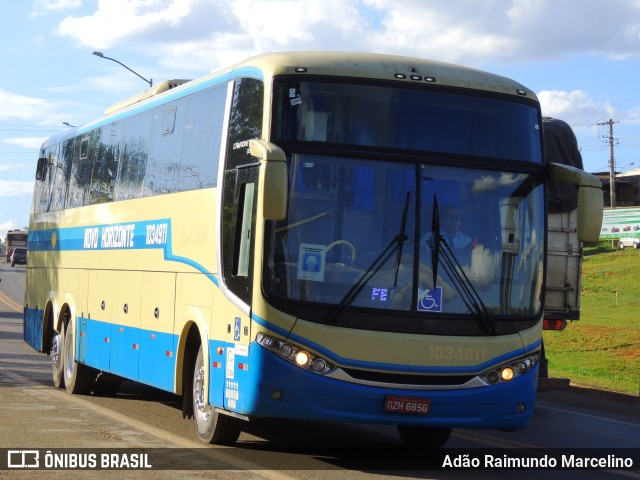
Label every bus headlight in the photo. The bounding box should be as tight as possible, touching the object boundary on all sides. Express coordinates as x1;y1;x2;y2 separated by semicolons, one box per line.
501;367;515;382
481;353;539;385
256;333;335;375
294;350;310;366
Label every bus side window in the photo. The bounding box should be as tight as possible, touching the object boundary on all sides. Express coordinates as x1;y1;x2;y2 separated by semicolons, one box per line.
234;181;255;277
220;77;264;304
90;131;119;205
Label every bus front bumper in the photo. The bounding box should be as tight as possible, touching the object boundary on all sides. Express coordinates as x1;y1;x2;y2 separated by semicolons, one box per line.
231;344;537;430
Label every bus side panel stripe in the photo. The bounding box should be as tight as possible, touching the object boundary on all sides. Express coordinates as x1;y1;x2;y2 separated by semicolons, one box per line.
27;220;219;286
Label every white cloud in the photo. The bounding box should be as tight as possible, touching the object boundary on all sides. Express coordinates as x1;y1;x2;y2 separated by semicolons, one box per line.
37;0;83;9
0;89;48;122
0;164;30;172
2;138;49;149
0;88;66;127
0;221;21;241
363;0;640;64
31;0;83;17
538;90;615;128
56;0;367;72
0;180;34;196
625;105;640;125
53;0;640;71
229;0;364;49
56;0;216;50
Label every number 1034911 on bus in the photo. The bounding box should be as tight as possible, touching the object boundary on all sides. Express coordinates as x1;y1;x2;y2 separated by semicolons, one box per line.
384;395;431;414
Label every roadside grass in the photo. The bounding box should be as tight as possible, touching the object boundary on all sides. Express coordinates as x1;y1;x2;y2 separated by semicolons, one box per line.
542;241;640;396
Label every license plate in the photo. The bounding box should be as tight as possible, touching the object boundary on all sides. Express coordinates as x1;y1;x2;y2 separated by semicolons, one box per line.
384;395;431;415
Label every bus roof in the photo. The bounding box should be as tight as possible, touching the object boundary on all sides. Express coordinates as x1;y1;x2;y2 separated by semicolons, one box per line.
238;51;536;98
40;51;537;150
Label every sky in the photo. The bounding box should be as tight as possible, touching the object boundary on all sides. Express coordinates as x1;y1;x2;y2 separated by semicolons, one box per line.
2;0;640;241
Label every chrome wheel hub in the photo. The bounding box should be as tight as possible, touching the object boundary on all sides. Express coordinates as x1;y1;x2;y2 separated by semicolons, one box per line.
194;366;210;421
51;333;62;373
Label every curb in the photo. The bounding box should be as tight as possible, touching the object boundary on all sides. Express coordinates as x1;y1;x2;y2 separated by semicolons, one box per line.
538;377;639;403
537;377;640;420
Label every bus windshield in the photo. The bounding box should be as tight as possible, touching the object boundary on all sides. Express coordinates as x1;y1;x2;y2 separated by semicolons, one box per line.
272;79;542;163
263;156;545;333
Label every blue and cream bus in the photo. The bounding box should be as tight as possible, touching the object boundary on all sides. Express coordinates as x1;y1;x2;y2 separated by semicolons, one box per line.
24;52;603;448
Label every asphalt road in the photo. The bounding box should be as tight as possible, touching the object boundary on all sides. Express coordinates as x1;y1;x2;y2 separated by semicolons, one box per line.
0;261;639;480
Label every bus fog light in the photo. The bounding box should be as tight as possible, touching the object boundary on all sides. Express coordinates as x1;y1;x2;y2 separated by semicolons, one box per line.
279;344;293;357
517;403;526;413
311;359;326;372
272;390;283;400
501;367;514;382
294;351;310;366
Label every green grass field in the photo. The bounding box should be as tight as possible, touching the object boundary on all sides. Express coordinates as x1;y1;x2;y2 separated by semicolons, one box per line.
542;241;640;396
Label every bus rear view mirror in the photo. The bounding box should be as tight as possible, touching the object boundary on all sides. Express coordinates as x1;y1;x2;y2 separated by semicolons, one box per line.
549;163;604;242
577;186;604;242
249;139;288;220
36;157;47;181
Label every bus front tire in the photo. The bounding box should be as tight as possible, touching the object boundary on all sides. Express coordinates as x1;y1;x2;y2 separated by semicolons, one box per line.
397;425;452;449
192;346;241;445
62;318;94;394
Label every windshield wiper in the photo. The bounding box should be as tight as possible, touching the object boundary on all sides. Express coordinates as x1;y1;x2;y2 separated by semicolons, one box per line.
429;196;440;289
327;192;410;324
437;241;498;334
430;196;497;334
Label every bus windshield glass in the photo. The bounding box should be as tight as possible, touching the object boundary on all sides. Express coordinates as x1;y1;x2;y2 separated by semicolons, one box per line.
272;79;542;163
264;157;545;331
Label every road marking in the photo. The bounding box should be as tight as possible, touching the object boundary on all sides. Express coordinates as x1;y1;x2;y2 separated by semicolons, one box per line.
0;289;22;313
537;403;640;429
0;364;299;480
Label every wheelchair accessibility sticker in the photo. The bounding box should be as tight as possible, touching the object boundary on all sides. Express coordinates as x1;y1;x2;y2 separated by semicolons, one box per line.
418;287;443;312
297;243;326;281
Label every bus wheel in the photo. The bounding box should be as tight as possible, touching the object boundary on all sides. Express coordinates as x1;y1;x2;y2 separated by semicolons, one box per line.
62;318;94;394
51;326;64;388
192;346;241;445
397;425;452;449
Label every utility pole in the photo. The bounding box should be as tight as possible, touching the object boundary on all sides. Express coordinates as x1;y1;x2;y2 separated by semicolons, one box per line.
598;119;618;208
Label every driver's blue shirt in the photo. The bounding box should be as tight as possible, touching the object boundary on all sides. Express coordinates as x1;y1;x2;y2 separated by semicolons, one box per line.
423;230;474;250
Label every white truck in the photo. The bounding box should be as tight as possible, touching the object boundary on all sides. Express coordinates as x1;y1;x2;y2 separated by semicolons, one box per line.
541;117;597;378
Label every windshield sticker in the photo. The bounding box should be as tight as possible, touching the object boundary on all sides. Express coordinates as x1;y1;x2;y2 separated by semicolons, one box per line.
370;287;390;303
297;243;326;281
418;287;443;312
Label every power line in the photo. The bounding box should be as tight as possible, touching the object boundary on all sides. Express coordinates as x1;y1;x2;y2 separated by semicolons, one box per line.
0;124;62;129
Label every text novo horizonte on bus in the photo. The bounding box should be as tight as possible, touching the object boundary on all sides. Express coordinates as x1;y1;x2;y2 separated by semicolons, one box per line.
83;222;168;250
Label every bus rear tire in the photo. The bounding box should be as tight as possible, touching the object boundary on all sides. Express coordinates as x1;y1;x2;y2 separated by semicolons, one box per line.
192;346;241;445
397;425;452;449
62;318;95;394
51;326;64;388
